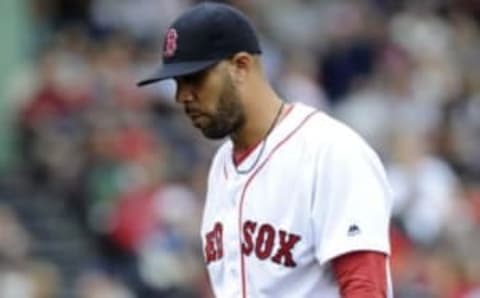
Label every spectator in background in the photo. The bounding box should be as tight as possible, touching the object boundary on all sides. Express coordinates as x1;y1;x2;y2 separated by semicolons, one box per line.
387;132;459;247
277;50;328;110
89;0;190;40
318;1;378;105
76;270;134;298
0;205;61;298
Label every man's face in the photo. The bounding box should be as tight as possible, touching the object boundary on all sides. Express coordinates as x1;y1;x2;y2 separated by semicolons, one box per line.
175;62;245;139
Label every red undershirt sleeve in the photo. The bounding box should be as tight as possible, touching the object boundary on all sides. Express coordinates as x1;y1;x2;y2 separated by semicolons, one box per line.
332;251;388;298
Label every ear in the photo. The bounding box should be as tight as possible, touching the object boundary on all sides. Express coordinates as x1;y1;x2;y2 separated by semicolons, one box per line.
229;52;254;84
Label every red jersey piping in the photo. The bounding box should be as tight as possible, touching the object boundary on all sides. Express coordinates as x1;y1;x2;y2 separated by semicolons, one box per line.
238;110;318;298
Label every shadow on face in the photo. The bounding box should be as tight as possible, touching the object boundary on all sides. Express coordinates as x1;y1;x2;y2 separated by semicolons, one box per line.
175;62;246;139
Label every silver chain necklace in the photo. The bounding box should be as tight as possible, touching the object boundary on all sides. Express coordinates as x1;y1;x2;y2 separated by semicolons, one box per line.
234;102;285;175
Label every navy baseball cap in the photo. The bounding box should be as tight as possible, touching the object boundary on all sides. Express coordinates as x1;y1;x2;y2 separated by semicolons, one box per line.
137;2;262;87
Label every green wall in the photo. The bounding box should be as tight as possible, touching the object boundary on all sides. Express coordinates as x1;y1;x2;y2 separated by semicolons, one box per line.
0;0;29;173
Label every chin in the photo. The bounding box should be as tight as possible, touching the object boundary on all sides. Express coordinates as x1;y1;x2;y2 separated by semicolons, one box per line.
201;126;232;140
202;130;230;140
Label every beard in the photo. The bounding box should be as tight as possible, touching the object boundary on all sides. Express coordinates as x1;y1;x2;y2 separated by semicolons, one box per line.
199;74;245;140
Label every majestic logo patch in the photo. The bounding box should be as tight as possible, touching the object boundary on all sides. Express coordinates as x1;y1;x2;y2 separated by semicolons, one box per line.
164;28;178;58
347;224;360;236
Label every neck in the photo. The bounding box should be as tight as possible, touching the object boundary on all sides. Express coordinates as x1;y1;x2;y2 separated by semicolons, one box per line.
231;85;284;150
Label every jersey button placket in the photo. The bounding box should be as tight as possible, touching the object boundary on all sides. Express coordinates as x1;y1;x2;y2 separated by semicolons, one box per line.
224;178;243;295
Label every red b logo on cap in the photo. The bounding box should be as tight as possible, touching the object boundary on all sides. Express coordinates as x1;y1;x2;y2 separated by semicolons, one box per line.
164;28;178;58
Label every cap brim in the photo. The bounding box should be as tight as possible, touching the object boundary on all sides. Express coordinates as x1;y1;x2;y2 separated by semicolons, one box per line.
137;59;220;87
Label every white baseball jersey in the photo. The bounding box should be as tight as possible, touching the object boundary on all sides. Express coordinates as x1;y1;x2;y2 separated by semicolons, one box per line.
201;103;393;298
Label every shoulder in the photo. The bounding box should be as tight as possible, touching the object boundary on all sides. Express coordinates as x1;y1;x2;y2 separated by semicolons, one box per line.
288;104;387;176
292;103;373;153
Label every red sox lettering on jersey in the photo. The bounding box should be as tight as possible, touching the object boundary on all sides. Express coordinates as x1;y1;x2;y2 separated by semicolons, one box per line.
201;104;393;298
205;222;223;263
205;221;301;267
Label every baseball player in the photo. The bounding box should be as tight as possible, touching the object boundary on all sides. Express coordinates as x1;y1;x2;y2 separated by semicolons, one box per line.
138;3;393;298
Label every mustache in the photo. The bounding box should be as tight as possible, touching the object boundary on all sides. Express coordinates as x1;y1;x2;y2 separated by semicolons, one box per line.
185;106;196;114
185;106;204;117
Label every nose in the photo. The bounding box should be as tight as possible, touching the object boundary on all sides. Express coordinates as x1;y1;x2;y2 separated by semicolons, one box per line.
175;82;195;104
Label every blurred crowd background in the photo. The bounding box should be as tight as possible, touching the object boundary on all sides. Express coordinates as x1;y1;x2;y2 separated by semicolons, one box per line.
0;0;479;297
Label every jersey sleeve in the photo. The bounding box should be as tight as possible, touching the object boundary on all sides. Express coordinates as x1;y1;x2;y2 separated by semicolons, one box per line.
332;251;388;297
311;130;392;265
